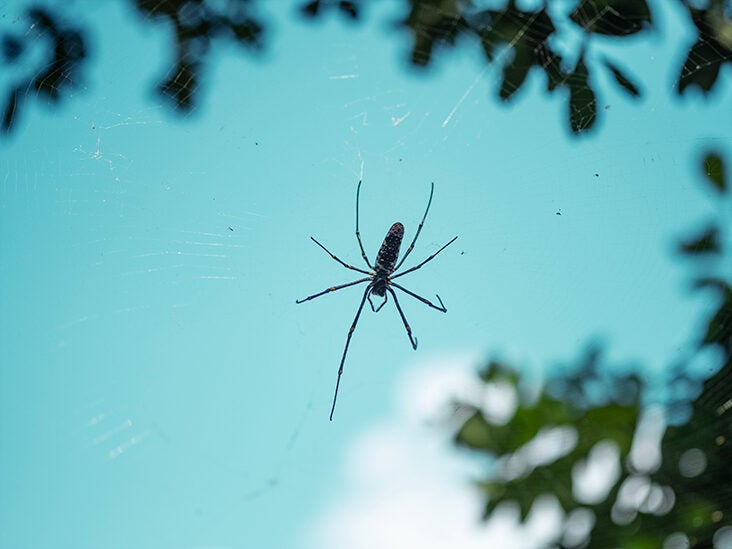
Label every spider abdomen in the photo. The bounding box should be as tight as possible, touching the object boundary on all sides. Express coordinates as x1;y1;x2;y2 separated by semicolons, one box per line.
375;222;404;275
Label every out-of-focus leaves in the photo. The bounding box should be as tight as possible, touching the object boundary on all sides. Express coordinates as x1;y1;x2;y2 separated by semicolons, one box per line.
454;152;732;548
338;1;358;20
401;0;467;66
677;7;732;95
0;7;87;133
692;278;731;293
455;409;493;450
702;289;732;349
652;354;732;547
0;0;727;136
301;0;320;17
679;226;721;256
455;351;642;540
603;58;641;97
474;5;557;101
1;85;20;132
136;0;178;17
457;354;731;547
2;35;23;62
542;47;565;92
134;0;265;111
482;455;577;520
159;60;198;111
678;40;727;94
702;152;727;192
299;0;361;20
567;57;597;133
478;360;519;385
569;0;651;36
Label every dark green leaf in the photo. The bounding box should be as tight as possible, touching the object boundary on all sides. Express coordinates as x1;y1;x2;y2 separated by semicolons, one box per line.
677;7;732;95
702;152;726;192
402;1;466;67
570;0;651;36
478;360;520;384
678;226;721;255
702;293;732;348
2;35;23;62
455;410;493;450
568;58;597;133
338;1;358;20
500;59;531;100
1;85;20;133
677;40;725;94
603;58;641;97
300;1;320;18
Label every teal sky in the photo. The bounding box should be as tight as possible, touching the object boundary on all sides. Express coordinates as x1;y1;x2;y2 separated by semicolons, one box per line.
1;1;730;548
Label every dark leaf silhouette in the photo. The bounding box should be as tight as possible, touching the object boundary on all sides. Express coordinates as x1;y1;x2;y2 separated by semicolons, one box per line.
569;0;651;36
402;0;467;66
338;1;359;20
677;7;732;95
567;57;597;133
452;154;731;547
678;40;727;94
1;86;21;133
702;152;727;192
679;226;721;256
701;287;732;350
0;0;729;136
2;35;23;62
159;60;199;110
603;58;641;96
0;7;87;133
134;0;264;111
475;6;556;101
301;0;320;17
455;410;493;450
299;0;360;20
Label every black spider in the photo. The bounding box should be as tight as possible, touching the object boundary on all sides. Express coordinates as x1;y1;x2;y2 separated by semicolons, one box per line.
297;181;457;420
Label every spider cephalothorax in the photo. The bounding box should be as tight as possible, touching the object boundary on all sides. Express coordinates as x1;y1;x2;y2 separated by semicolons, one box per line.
297;181;457;420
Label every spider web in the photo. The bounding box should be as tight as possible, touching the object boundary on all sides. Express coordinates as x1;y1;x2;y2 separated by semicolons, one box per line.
0;1;730;548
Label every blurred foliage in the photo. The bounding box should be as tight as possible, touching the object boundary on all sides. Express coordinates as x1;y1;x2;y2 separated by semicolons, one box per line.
0;0;730;135
133;0;264;110
0;7;86;132
452;153;731;547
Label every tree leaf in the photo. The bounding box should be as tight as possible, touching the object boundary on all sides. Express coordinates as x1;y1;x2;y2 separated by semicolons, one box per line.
702;293;732;348
568;57;597;133
454;410;493;450
570;0;651;36
677;40;725;94
702;152;727;193
678;226;721;256
603;58;641;97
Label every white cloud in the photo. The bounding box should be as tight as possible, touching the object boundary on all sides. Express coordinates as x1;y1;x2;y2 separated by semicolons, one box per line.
304;353;564;549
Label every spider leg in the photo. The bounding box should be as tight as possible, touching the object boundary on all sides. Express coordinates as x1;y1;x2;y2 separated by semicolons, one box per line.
391;282;447;312
355;180;375;270
330;284;372;421
310;237;373;275
296;277;371;304
393;182;434;272
367;290;388;313
391;235;458;279
387;288;418;350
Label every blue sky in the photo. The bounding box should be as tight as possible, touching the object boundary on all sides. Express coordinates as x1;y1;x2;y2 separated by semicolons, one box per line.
0;1;730;547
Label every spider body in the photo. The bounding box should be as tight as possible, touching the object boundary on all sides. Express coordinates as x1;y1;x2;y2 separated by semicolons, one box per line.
372;222;404;296
297;181;457;420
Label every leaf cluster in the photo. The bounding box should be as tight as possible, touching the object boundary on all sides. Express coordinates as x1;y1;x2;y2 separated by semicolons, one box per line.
399;0;730;133
0;0;729;136
452;154;732;547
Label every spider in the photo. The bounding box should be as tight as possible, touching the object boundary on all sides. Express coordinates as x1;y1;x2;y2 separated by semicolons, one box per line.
296;180;457;420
